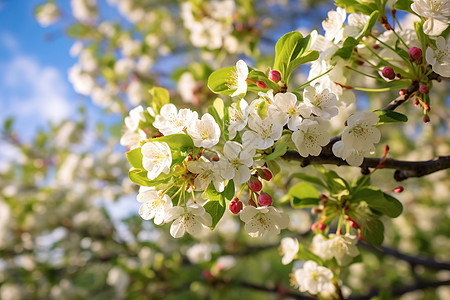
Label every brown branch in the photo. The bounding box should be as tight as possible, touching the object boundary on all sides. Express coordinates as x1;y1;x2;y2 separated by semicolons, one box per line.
282;151;450;181
348;279;450;300
359;242;450;270
382;81;419;111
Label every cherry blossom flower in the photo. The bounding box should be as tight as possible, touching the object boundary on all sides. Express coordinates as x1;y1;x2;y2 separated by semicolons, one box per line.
425;36;450;77
187;113;221;148
141;141;172;180
186;243;212;264
411;0;450;36
343;13;370;39
279;237;299;265
341;112;380;151
322;7;346;43
137;190;173;225
153;103;198;136
302;86;338;119
273;92;309;130
294;260;335;295
229;60;249;97
124;105;145;132
243;113;284;150
228;99;250;139
219;141;254;186
292;119;331;157
327;234;359;265
164;204;212;238
239;206;289;237
332;140;375;166
187;159;225;192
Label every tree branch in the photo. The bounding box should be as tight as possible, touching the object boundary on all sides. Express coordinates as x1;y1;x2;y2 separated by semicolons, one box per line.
382;81;419;111
348;279;450;300
282;152;450;181
359;242;450;270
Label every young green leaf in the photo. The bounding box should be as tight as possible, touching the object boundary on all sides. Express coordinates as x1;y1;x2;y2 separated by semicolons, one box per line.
126;147;143;169
203;200;226;229
149;87;170;114
360;217;384;247
289;182;320;208
264;143;288;161
207;66;237;96
374;110;408;124
292;173;327;189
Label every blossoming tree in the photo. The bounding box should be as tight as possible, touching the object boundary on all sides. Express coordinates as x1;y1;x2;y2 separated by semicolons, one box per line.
1;0;449;299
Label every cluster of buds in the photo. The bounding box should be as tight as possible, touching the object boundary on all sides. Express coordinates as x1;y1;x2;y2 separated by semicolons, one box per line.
229;168;274;214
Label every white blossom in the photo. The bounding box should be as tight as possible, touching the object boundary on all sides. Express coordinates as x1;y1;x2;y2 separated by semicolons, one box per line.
219;141;254;185
228;99;250;139
229;60;248;97
240;206;289;238
273;92;309;130
294;260;335;295
426;36;450;77
332;140;375;166
187;113;221;148
187;159;225;192
36;2;60;27
243;112;284;150
280;237;299;265
124;105;145;132
411;0;450;36
341;112;380;151
186;243;212;264
164;204;212;238
327;234;359;265
137;190;173;225
322;7;346;43
303;86;338;119
344;13;370;39
153;103;198;136
292;119;331;157
141;141;172;180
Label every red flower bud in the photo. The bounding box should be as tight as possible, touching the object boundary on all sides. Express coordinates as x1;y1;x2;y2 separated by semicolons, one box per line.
229;200;243;214
372;44;380;50
408;47;422;61
269;70;282;82
348;220;360;229
248;177;262;192
399;89;406;96
419;85;429;94
423;115;430;123
394;186;404;193
413;99;419;105
423;103;430;111
318;223;326;231
211;156;219;161
257;169;273;181
256;81;267;88
311;223;317;231
381;66;395;80
257;192;272;206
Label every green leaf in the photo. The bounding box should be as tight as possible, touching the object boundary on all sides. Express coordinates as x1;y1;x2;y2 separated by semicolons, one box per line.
207;66;237;96
292;173;327;189
359;11;380;38
150;133;194;150
289;182;320;208
128;168;170;187
360;217;384;247
334;0;377;14
208;98;225;135
394;0;413;12
414;22;430;50
149;87;170;114
66;23;93;38
203;184;226;206
352;175;371;192
353;187;403;218
274;32;318;82
223;180;235;201
321;170;349;194
266;160;281;176
4;117;14;131
126;147;143;169
264;143;288;160
333;37;359;60
203;200;226;229
374;110;408;124
257;101;269;120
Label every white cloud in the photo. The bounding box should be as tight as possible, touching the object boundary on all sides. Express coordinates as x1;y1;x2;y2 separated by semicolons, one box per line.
2;55;74;126
0;31;19;52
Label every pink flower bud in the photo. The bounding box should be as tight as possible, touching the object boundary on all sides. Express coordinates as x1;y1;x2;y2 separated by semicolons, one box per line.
381;66;395;80
229;200;243;214
408;47;422;61
318;223;326;231
257;192;272;206
419;85;429;94
269;70;282;82
257;169;272;181
248;177;262;192
348;220;360;229
256;81;267;88
311;223;317;231
394;186;404;193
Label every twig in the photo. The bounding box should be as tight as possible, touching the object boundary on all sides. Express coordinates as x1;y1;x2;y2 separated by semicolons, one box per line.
359;242;450;270
282;152;450;181
382;81;419;111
